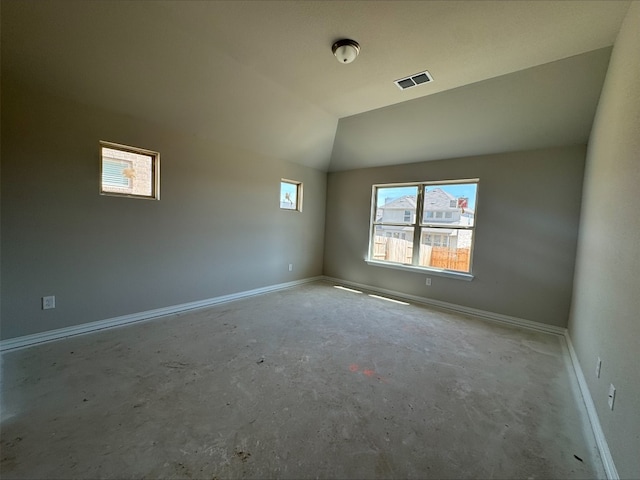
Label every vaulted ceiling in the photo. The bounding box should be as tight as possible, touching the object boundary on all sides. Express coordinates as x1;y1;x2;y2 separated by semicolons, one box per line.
1;1;631;171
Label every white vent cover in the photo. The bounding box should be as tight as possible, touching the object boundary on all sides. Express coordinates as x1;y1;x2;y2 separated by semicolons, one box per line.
394;70;433;90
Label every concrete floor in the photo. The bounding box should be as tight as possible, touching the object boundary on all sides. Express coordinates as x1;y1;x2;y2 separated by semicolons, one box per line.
1;281;604;479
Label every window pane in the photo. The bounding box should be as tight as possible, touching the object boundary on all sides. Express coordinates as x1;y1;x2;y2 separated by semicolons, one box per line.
372;225;414;265
423;183;477;227
419;230;473;273
376;186;418;224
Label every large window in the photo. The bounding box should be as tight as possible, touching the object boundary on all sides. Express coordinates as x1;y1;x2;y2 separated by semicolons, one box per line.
100;141;160;200
369;179;478;274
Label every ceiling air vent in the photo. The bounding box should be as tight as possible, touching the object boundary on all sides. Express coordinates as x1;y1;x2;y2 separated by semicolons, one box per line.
394;70;433;90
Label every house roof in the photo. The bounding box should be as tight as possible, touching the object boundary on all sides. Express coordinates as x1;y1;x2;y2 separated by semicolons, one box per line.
381;195;417;210
1;1;630;171
423;188;457;210
383;189;468;211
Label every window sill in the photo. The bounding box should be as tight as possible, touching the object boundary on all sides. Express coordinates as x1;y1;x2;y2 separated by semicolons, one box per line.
365;260;474;281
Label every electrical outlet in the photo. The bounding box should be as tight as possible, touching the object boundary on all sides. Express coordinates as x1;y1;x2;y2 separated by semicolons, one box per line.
425;277;432;286
596;357;602;378
608;384;616;410
42;295;56;310
288;264;293;272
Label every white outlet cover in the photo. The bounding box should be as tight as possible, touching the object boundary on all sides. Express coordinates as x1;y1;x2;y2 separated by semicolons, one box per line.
42;295;56;310
426;278;432;286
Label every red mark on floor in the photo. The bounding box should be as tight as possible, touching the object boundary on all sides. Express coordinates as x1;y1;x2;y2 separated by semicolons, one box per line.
348;364;389;383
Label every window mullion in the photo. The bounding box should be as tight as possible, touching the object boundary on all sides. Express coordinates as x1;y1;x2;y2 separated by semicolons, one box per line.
411;186;424;265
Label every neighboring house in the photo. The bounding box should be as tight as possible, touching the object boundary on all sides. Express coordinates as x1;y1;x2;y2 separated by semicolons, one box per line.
377;188;474;249
375;195;417;241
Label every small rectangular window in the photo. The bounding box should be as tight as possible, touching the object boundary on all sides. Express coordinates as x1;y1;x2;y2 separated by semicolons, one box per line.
100;141;159;200
280;179;303;211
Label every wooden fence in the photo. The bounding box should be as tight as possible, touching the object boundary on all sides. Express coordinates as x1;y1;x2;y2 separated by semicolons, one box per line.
373;236;470;272
373;236;412;264
429;246;470;271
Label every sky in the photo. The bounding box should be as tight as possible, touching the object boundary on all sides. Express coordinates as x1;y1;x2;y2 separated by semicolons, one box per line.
377;183;478;210
280;181;298;203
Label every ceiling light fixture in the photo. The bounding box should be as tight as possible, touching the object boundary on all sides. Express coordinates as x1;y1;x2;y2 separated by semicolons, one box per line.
332;39;360;64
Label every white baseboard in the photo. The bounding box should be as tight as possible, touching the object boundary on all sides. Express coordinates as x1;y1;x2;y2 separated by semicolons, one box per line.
322;276;566;336
564;332;619;480
0;276;323;353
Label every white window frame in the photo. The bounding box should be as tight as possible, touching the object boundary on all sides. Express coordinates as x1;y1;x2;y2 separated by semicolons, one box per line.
99;141;160;200
366;179;479;280
280;179;303;212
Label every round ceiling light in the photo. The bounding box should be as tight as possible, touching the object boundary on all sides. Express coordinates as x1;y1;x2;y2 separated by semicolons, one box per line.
332;39;360;64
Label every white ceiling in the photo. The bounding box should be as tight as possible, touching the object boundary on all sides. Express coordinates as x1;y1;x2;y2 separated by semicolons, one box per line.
1;1;632;171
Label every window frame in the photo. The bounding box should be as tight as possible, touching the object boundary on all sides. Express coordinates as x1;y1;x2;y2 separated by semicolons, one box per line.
99;141;160;200
280;179;303;212
367;179;479;280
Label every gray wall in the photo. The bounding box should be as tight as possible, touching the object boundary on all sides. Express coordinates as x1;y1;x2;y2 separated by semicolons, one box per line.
1;79;326;340
568;3;640;478
324;146;586;328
